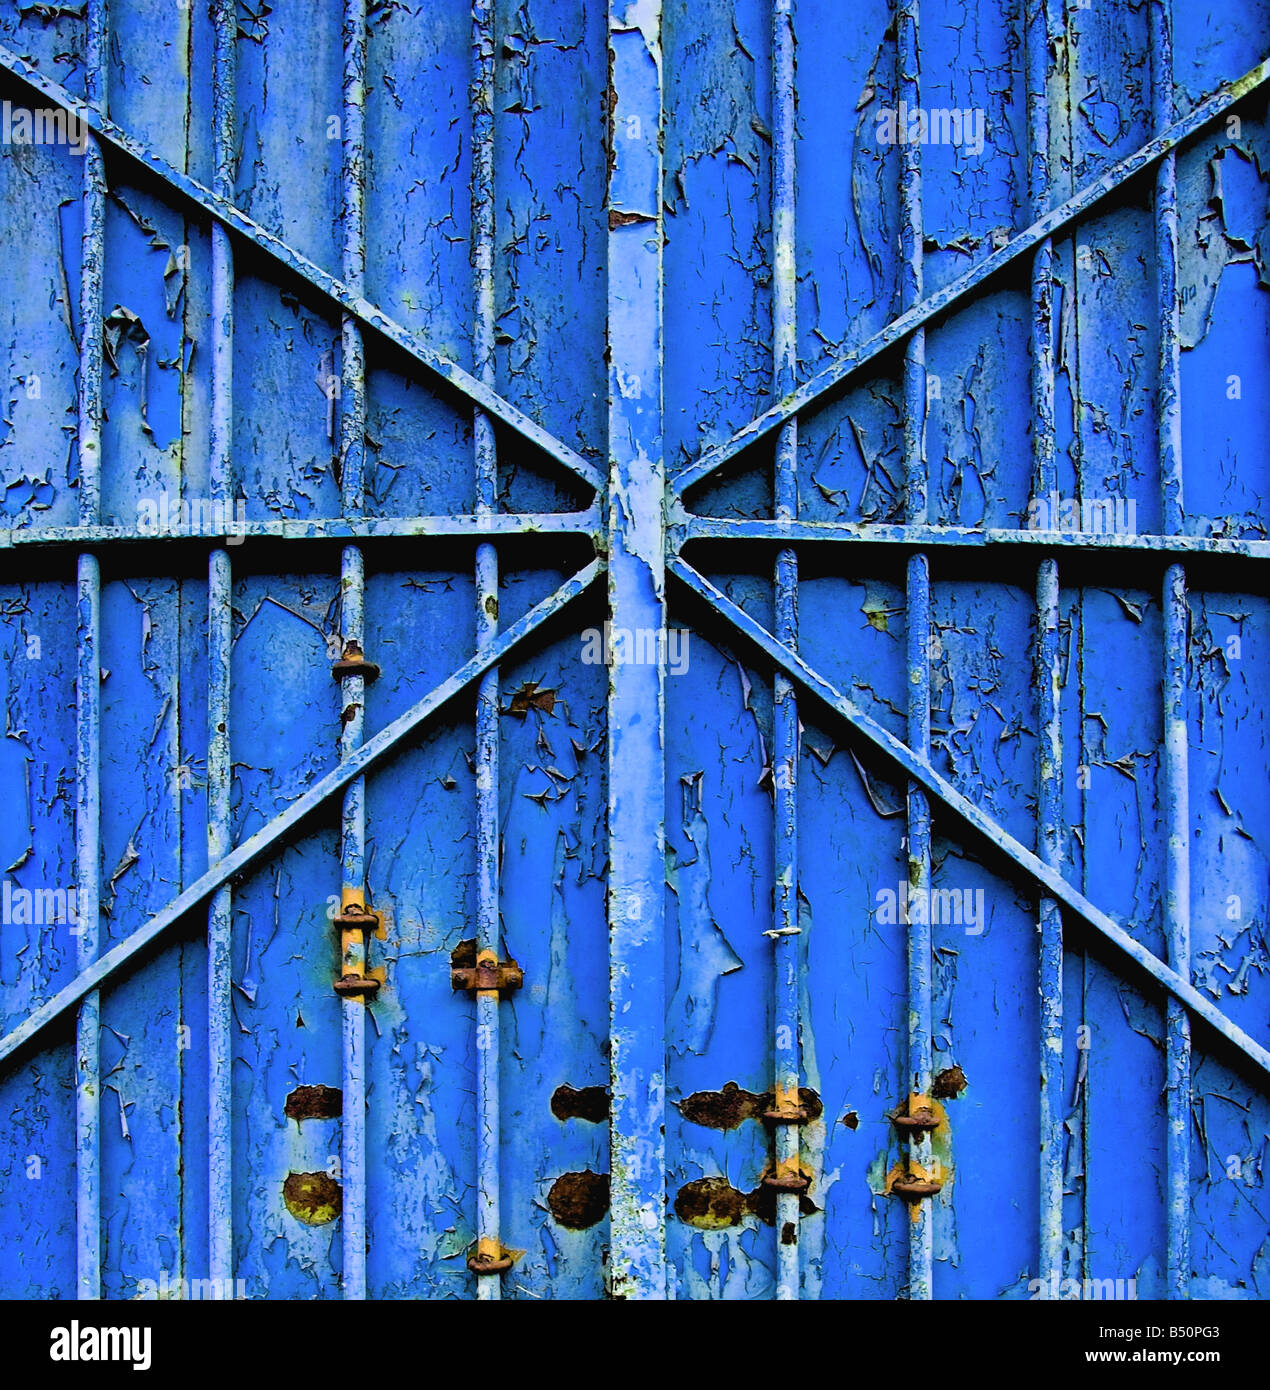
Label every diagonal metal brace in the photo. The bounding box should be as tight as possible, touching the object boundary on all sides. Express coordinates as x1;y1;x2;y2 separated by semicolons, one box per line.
0;44;602;497
0;560;603;1069
671;53;1270;500
670;556;1270;1084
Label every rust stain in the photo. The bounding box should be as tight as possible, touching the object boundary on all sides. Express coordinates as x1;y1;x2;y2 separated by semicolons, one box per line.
550;1083;610;1123
674;1176;749;1228
841;1110;860;1130
678;1080;823;1131
932;1066;967;1099
679;1082;764;1129
609;208;653;230
284;1084;342;1121
547;1171;610;1229
746;1180;818;1227
503;680;557;718
283;1171;342;1226
674;1175;819;1229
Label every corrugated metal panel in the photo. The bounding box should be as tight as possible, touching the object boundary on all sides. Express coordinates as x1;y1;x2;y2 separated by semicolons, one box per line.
0;0;1267;1303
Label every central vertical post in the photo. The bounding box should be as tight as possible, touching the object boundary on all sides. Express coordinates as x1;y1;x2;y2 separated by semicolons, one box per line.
1026;0;1064;1295
207;0;237;1292
338;0;371;1302
897;0;935;1302
75;0;108;1304
770;0;804;1303
1152;0;1191;1302
471;0;505;1300
606;0;667;1301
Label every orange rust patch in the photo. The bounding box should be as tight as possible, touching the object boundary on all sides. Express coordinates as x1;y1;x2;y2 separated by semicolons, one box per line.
678;1082;824;1131
550;1084;610;1123
283;1171;342;1226
284;1084;342;1121
932;1066;967;1099
547;1171;610;1229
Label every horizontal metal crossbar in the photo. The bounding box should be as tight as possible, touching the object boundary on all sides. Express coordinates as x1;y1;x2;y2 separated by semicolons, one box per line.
671;54;1270;500
0;508;602;552
670;556;1270;1083
0;559;602;1069
673;516;1270;561
0;44;603;496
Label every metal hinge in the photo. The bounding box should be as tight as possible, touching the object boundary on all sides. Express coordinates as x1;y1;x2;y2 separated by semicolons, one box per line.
333;902;381;998
889;1092;945;1202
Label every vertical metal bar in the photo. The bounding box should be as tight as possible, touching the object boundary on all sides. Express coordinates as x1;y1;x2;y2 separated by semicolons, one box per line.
770;0;802;1303
897;0;933;1304
75;0;108;1303
471;0;503;1301
606;0;666;1300
1152;0;1190;1302
1162;563;1190;1299
207;0;236;1290
75;557;101;1301
1026;0;1064;1293
338;0;370;1303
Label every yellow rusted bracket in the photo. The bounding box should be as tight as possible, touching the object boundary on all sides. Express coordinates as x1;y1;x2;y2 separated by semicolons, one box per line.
892;1090;941;1137
889;1092;947;1218
451;946;524;997
762;1153;812;1194
333;893;381;998
467;1237;514;1276
764;1079;811;1126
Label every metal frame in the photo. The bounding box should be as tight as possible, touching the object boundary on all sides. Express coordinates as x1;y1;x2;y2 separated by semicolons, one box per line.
606;0;668;1302
1025;0;1063;1299
337;0;371;1302
72;0;107;1303
770;0;804;1302
206;0;236;1295
0;3;1267;1304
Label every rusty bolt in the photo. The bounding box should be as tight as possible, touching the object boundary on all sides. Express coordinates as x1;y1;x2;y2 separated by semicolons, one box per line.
451;960;524;995
333;974;381;998
891;1175;942;1200
331;640;380;683
762;1106;809;1126
334;904;380;933
762;1171;811;1194
892;1107;939;1136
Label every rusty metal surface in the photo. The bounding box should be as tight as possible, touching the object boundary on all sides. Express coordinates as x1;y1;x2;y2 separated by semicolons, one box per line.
0;0;1268;1303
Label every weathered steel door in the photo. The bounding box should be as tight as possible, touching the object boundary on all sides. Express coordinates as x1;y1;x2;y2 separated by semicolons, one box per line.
1;0;1268;1302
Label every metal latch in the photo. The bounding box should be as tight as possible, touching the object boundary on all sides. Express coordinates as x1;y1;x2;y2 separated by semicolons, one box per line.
451;949;524;996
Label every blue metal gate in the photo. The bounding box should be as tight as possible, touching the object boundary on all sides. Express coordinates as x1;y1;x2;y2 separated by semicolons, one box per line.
0;0;1268;1301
